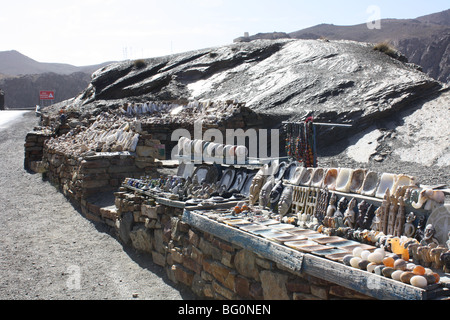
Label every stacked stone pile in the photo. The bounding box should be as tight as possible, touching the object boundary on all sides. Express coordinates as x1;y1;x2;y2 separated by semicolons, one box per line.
118;100;248;126
44;113;141;157
42;99;251;131
38;107;166;205
24;127;54;172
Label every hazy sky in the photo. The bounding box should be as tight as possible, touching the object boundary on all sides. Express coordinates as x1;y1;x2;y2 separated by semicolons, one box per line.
1;0;448;66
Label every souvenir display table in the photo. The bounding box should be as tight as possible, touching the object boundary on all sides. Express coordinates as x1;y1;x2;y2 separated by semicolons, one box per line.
28;99;449;299
120;138;450;299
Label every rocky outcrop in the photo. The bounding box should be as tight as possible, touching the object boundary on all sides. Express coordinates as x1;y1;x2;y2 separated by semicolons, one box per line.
72;39;443;144
234;32;290;43
394;32;450;83
41;38;448;185
318;89;450;186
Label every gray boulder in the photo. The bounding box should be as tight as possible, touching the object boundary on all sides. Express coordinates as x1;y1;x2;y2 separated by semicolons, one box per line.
76;39;443;142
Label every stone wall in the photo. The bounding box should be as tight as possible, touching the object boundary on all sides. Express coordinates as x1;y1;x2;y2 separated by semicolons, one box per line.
42;134;161;205
113;187;373;300
24;130;54;172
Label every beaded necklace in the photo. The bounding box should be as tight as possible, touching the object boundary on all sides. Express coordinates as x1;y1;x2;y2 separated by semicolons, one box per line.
284;118;317;168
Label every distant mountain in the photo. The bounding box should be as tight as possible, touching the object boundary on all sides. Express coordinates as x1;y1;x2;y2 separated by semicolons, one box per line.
236;9;450;83
415;8;450;25
0;50;114;109
0;50;113;76
0;72;91;109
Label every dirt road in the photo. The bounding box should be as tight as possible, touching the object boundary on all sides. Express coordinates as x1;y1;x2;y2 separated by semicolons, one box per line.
0;111;195;300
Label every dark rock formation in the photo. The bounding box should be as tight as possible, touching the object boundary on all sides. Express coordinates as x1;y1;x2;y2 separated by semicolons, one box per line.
0;89;4;110
73;39;443;144
42;38;449;184
394;32;450;83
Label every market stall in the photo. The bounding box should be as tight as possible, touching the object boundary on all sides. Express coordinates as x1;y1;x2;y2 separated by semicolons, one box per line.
120;129;450;299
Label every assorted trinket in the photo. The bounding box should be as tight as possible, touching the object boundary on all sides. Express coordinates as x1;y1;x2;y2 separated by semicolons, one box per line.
242;161;448;288
342;245;442;288
284;118;317;168
122;151;448;291
124;163;258;205
45;112;142;156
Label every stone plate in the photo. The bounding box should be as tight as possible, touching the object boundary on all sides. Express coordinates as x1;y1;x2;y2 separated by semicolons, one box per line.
216;214;238;222
296;244;332;253
257;219;281;226
311;248;348;257
270;223;297;231
287;229;318;236
339;243;376;252
271;234;307;243
266;231;300;243
283;162;299;181
241;172;256;197
284;240;318;250
330;240;360;248
239;224;269;233
251;228;277;236
223;219;251;227
218;168;236;192
312;236;348;245
229;169;247;192
324;252;352;262
304;233;328;240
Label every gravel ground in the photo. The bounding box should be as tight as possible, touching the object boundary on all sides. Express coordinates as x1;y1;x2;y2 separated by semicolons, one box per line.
0;111;195;300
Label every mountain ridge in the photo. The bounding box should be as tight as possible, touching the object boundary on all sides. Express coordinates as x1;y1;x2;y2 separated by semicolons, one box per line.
0;50;114;76
0;72;92;109
235;9;450;83
0;50;115;108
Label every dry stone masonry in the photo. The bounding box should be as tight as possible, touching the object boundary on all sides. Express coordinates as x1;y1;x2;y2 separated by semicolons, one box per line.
113;187;373;300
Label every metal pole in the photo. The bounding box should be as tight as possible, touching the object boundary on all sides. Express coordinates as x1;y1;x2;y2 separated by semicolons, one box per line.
282;121;352;128
313;122;352;127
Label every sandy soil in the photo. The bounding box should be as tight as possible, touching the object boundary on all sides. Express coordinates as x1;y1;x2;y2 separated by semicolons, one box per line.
0;111;195;300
